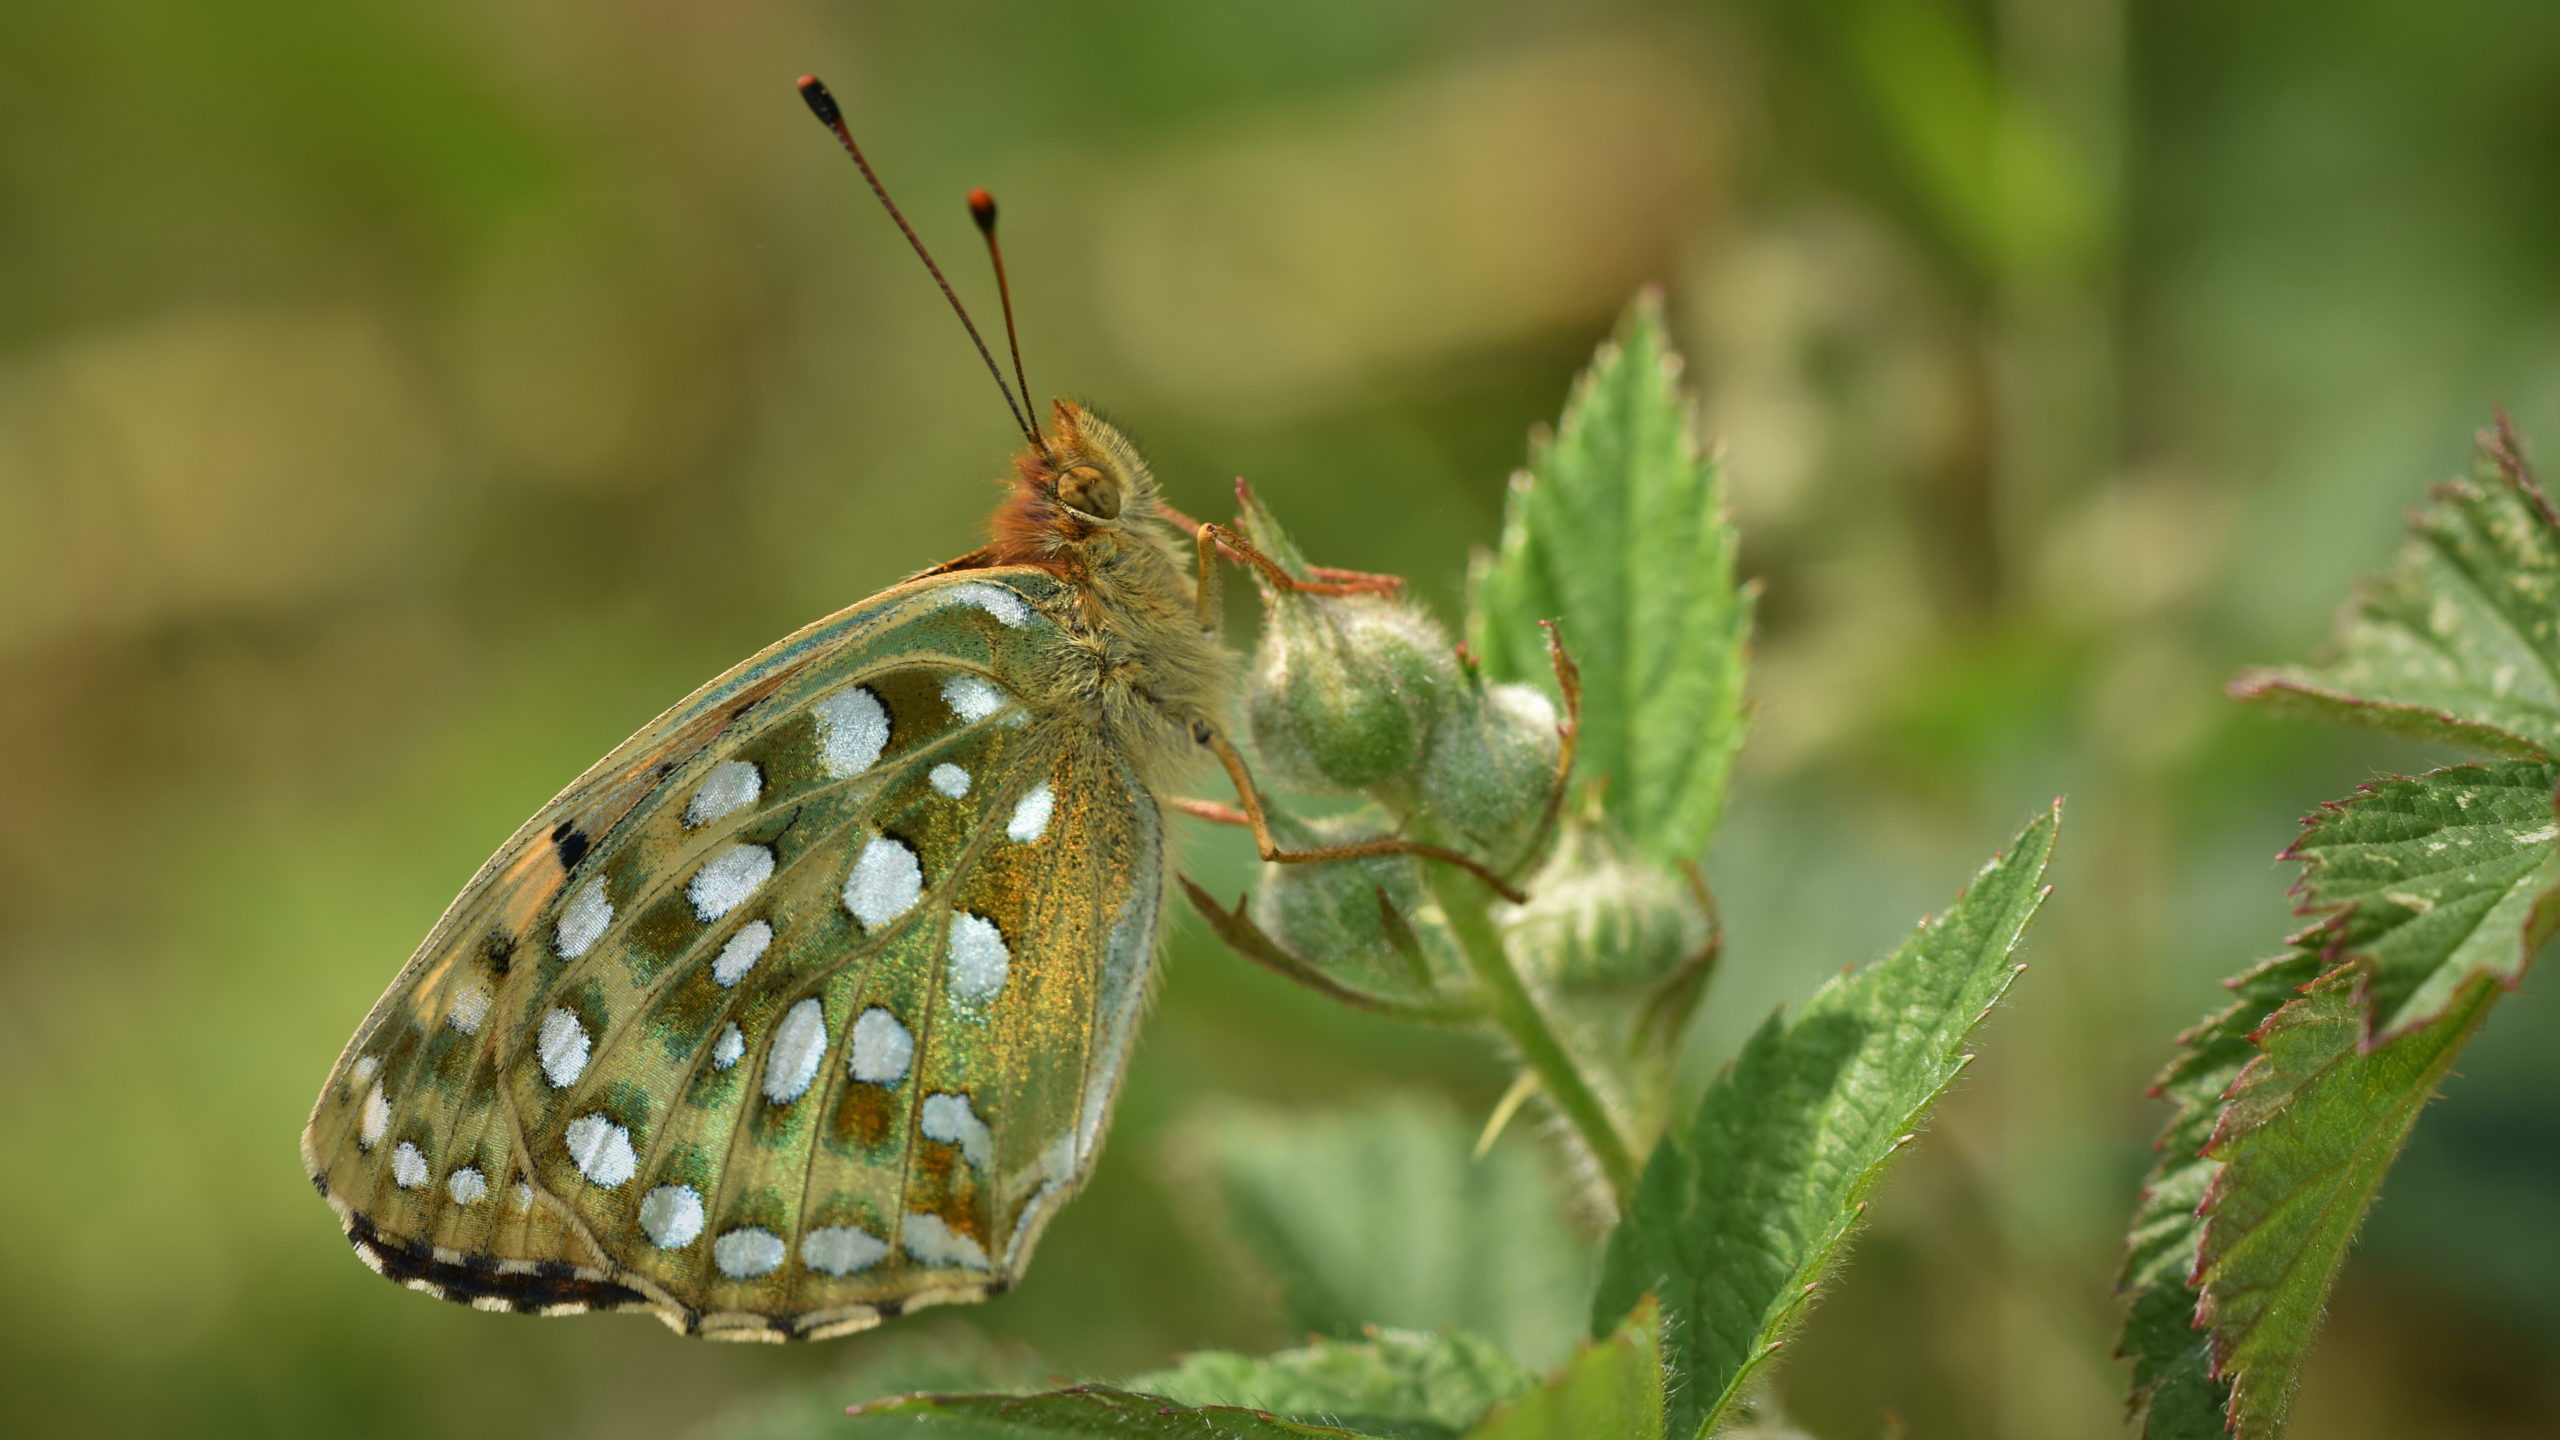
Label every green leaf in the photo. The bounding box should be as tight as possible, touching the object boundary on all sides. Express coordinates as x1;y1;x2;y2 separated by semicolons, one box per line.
2113;763;2558;1437
2232;427;2560;756
851;1387;1383;1439
1468;289;1755;864
2192;968;2504;1439
1127;1329;1534;1440
2285;760;2560;1038
1193;1100;1593;1372
2114;947;2325;1440
841;1330;1528;1440
1464;1296;1663;1440
1592;802;2058;1439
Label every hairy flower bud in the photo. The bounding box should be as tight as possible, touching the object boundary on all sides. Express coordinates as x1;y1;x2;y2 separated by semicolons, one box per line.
1499;816;1709;993
1422;679;1561;854
1247;596;1460;801
1248;812;1452;992
1232;479;1460;802
1496;813;1714;1151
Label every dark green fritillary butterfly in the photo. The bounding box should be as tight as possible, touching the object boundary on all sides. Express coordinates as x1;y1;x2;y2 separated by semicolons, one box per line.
306;395;1232;1338
314;78;1189;1345
304;73;1428;1343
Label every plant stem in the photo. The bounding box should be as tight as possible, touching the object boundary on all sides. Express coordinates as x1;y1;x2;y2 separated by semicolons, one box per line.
1427;862;1640;1208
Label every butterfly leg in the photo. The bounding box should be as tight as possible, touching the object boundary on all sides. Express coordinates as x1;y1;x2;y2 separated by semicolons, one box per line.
1191;525;1226;633
1176;874;1487;1024
1194;724;1527;903
1191;522;1396;629
1191;522;1404;600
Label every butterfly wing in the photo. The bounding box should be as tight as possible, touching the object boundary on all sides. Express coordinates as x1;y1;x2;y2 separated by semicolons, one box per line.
303;570;1167;1339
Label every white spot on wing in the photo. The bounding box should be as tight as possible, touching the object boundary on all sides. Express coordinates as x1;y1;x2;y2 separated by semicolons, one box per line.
564;1113;636;1188
802;1224;890;1276
557;877;612;958
351;1054;380;1087
391;1141;429;1189
640;1184;705;1248
447;1166;488;1204
359;1083;389;1149
947;913;1011;1003
538;1007;591;1089
944;582;1031;628
843;834;922;930
942;674;1005;723
849;1007;913;1085
920;1091;994;1170
685;760;763;828
929;762;971;798
1005;1136;1085;1266
447;982;493;1036
511;1181;533;1211
713;1226;786;1278
1040;1132;1077;1184
1007;783;1054;843
763;997;828;1104
688;843;774;921
711;919;773;987
709;1022;744;1070
814;686;890;778
902;1211;991;1270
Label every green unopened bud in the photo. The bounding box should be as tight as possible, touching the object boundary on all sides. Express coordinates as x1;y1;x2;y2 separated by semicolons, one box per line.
1497;813;1713;1151
1422;679;1561;853
1232;478;1460;804
1247;596;1459;801
1498;816;1708;993
1248;812;1453;993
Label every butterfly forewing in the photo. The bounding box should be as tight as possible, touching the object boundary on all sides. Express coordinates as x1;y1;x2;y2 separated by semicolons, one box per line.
304;570;1166;1338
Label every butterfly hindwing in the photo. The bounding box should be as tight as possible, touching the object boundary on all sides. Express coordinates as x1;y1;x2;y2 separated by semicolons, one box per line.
303;569;1167;1338
660;733;1160;1338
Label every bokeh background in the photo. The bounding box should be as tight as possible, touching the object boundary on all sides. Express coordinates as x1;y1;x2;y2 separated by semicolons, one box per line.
5;2;2558;1436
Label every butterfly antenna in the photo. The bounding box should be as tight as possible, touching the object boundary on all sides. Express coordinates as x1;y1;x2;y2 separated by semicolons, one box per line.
968;189;1042;449
796;75;1038;449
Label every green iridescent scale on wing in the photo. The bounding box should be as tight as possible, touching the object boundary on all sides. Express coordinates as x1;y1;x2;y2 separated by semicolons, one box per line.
302;568;1166;1339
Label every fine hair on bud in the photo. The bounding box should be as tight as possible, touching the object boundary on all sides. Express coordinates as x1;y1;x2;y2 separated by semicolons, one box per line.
1245;594;1461;805
1249;812;1452;993
1498;816;1711;993
1422;679;1561;854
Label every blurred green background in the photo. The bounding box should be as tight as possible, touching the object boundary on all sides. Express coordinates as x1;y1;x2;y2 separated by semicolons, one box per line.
5;2;2558;1436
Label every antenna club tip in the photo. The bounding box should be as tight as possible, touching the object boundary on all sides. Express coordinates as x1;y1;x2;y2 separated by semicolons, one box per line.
796;75;842;126
968;189;997;228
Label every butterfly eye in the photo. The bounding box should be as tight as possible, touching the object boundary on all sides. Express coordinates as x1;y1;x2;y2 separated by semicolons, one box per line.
1057;465;1122;520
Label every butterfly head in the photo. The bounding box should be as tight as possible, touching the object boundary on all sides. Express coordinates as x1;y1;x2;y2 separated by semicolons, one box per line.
1004;400;1163;543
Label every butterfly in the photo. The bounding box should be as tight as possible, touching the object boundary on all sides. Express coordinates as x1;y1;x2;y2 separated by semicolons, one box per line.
301;74;1449;1342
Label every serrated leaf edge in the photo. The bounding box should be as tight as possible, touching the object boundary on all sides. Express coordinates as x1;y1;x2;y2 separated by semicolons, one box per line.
1679;801;2059;1436
2226;426;2560;760
2225;671;2550;759
1467;287;1755;863
2273;764;2560;1044
2186;970;2501;1438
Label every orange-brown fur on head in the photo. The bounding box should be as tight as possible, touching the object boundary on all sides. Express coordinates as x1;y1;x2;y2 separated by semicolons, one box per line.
980;400;1234;797
986;402;1163;563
